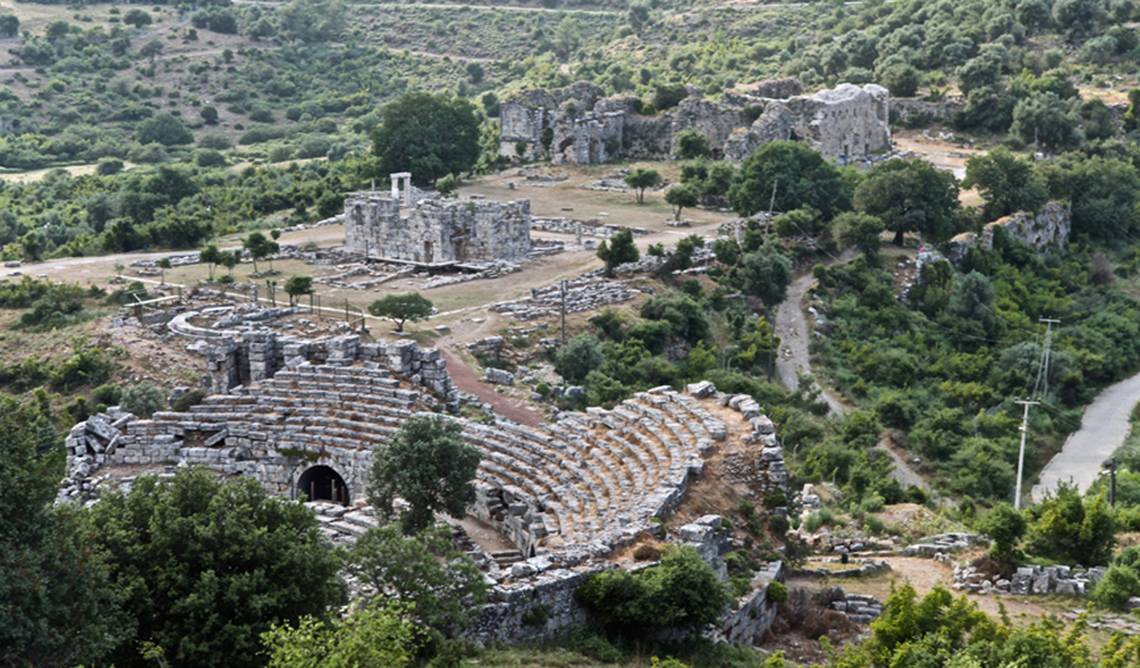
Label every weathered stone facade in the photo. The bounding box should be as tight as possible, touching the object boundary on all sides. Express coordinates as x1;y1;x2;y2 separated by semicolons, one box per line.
501;79;890;165
343;177;531;265
891;96;965;124
946;200;1072;262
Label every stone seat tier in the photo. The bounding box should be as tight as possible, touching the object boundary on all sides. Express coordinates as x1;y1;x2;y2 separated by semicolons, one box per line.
119;365;740;553
475;422;613;518
256;388;418;415
552;420;631;499
476;461;568;537
265;380;419;408
462;429;599;526
640;391;725;442
279;365;400;386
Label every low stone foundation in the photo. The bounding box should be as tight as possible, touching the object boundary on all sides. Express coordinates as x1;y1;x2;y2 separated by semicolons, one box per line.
954;562;1107;596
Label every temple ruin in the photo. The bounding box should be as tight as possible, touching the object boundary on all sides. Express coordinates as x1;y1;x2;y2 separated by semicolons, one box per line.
343;172;532;265
500;79;890;165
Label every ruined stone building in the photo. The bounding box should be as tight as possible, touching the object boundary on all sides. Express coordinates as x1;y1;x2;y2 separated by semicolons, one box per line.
500;79;891;165
344;172;532;265
60;325;790;643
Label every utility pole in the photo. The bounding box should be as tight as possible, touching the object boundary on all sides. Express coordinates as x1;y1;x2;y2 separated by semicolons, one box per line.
559;279;567;345
767;179;779;216
1013;399;1040;510
1033;318;1060;398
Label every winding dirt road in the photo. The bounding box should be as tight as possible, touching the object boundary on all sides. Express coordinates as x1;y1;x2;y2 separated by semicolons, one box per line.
1031;371;1140;501
774;264;848;416
773;256;931;492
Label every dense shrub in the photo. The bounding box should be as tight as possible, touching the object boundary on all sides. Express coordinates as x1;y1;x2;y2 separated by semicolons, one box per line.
576;546;730;632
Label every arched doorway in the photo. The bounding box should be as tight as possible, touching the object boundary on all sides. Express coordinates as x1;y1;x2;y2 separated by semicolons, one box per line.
297;465;350;505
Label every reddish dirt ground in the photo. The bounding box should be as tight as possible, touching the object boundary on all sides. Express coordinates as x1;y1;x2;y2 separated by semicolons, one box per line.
440;349;545;427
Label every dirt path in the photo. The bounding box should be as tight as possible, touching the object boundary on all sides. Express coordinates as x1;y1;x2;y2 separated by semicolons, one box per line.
773;254;931;491
1032;371;1140;502
876;437;930;492
773;259;850;416
441;350;544;427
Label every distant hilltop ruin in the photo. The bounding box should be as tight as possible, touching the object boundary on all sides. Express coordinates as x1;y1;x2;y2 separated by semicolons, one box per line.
500;79;890;165
344;172;532;266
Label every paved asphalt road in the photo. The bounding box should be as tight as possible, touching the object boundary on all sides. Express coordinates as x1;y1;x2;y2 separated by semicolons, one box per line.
1032;371;1140;501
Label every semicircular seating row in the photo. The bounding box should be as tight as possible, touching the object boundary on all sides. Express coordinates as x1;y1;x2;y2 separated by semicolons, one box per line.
141;362;730;550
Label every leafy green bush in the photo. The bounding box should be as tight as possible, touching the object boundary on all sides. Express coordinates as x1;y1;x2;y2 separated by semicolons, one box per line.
1091;563;1140;610
87;468;344;668
577;546;730;632
120;382;166;417
1026;485;1115;565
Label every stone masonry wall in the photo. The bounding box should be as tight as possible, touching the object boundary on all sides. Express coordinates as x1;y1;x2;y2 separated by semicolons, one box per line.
501;79;890;166
946;200;1071;262
343;191;531;264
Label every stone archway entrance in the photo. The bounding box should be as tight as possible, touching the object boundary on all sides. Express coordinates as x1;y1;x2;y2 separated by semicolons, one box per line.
297;465;350;505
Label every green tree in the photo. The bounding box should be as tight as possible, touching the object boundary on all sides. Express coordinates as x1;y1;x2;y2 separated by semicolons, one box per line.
243;231;278;274
200;105;219;125
947;271;998;337
1039;155;1139;240
20;230;45;261
976;503;1026;563
465;61;484;84
371;93;481;186
576;545;730;631
367;414;480;534
640;291;709;344
1091;564;1140;610
346;524;487;632
0;396;127;666
96;158;124;176
124;8;152;28
277;0;346;42
137;113;193;146
435;173;460;197
773;207;826;238
1027;485;1116;565
1011;92;1081;150
1053;0;1108;40
728;141;851;219
0;14;19;38
87;467;344;668
553;16;581;59
555;334;604;384
962;147;1048;219
665;184;699;221
221;249;239;277
624;168;662;204
652;83;688;111
139;38;163;65
855;158;960;246
157;257;171;284
737;244;793;306
284;275;313;306
835;211;885;258
367;293;433;332
877;61;920;97
674;129;711;159
597;228;640;277
262;601;419;668
1124;88;1140;132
